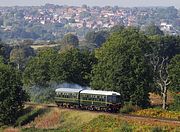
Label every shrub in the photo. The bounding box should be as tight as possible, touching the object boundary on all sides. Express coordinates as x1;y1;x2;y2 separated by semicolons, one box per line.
131;108;180;120
151;127;164;132
120;102;140;114
119;121;133;132
15;108;47;126
169;94;180;111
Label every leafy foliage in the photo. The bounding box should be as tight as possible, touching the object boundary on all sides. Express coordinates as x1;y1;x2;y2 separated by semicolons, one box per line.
85;31;110;47
51;48;96;86
169;54;180;92
15;108;48;126
91;28;153;107
148;35;180;109
23;48;57;87
143;23;164;36
149;35;180;60
10;45;35;70
0;62;28;125
120;102;140;114
62;33;79;47
170;94;180;111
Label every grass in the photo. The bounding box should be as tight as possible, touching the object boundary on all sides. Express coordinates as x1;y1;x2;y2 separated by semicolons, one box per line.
58;110;101;129
15;107;48;127
131;108;180;120
1;105;180;132
28;108;61;129
120;102;140;114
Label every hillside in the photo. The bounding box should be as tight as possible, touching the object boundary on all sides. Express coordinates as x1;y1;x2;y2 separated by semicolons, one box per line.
1;105;180;132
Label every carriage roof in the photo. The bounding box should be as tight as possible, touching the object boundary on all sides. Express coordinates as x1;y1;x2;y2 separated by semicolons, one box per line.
80;90;120;96
55;88;120;96
55;88;83;93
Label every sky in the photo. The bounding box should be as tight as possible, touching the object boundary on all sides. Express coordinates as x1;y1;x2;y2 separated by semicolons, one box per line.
0;0;179;8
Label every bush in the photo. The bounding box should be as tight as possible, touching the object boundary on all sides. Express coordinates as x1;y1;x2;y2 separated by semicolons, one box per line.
131;108;180;120
120;102;140;114
169;94;180;111
151;127;164;132
119;121;133;132
15;108;47;126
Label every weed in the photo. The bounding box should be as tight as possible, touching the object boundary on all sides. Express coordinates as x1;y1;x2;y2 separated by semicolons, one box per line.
120;102;140;114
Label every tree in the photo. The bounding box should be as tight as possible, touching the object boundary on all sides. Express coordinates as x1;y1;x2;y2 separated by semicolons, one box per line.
143;23;164;36
85;31;97;43
0;63;28;125
169;54;180;92
0;41;12;63
169;54;180;111
91;28;153;107
148;35;180;109
85;31;109;47
51;48;96;86
62;34;79;47
10;46;35;70
23;48;57;87
110;25;125;33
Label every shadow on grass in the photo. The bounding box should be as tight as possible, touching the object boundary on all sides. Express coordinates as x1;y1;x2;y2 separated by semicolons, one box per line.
15;108;49;127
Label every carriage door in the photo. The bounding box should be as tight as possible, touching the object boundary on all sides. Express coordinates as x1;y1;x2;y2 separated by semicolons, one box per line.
112;94;117;104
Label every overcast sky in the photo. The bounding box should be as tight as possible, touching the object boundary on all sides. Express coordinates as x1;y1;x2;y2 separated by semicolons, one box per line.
0;0;179;8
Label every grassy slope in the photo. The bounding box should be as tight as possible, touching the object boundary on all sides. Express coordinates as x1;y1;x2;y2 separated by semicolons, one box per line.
1;106;180;132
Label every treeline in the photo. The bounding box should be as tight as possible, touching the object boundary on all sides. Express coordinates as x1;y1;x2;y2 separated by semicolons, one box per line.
0;25;179;125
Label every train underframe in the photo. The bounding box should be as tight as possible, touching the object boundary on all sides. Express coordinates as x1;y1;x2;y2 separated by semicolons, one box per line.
55;101;121;112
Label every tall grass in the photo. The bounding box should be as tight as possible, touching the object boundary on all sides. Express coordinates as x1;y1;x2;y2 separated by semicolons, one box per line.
33;108;61;128
120;102;140;114
15;108;48;127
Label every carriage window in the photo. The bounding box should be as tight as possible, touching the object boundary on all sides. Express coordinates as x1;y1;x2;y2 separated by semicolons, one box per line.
116;95;120;103
112;95;116;103
107;95;116;103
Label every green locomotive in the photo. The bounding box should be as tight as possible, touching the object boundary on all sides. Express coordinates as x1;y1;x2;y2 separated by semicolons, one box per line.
55;88;121;112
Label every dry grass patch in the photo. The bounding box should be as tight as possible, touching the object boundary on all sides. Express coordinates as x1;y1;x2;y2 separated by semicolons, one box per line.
131;108;180;120
150;92;174;106
119;115;180;128
3;128;20;132
30;108;61;129
58;109;101;129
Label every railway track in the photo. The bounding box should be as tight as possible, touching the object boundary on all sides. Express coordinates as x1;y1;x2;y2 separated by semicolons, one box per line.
25;102;180;125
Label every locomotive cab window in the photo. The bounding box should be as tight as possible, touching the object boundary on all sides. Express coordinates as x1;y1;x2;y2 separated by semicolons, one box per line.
107;94;119;103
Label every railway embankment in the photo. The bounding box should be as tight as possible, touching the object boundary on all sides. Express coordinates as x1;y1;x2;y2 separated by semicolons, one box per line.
1;103;180;132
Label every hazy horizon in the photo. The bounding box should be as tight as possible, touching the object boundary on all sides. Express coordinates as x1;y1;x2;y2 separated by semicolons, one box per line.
0;0;180;8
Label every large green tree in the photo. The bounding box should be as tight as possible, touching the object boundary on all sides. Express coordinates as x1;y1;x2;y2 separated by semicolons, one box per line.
142;23;164;36
85;31;109;47
91;28;153;107
51;48;96;86
0;62;28;125
169;54;180;92
62;33;79;47
148;35;180;109
169;54;180;111
10;46;35;70
23;48;56;87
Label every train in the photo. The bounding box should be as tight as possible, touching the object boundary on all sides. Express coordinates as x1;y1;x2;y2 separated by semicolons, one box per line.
55;88;121;112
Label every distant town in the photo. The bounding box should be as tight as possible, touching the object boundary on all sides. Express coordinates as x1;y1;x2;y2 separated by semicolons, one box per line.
0;4;180;41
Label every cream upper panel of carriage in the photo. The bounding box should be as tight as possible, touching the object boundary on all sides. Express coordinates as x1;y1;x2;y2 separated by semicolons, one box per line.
81;90;120;96
55;88;83;93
